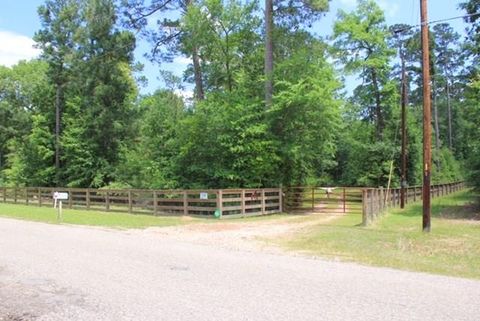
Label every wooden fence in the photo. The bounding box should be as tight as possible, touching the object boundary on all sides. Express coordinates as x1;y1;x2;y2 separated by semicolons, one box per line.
362;181;465;225
283;187;363;215
0;187;282;218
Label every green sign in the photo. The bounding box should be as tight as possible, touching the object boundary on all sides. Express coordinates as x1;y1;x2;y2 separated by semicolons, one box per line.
214;209;222;218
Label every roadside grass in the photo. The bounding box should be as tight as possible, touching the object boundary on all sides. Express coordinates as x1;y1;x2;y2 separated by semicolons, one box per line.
282;190;480;279
0;203;200;229
0;202;292;228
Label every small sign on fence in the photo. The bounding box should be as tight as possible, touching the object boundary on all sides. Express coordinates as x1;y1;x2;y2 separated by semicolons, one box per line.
200;192;208;200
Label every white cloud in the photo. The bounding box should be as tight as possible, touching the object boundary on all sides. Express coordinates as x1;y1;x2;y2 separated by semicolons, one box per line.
0;30;40;67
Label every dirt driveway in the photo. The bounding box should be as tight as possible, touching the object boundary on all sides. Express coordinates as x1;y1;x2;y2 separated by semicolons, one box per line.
145;212;342;252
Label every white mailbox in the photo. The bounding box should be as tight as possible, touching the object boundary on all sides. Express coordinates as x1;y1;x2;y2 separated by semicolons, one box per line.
54;192;69;200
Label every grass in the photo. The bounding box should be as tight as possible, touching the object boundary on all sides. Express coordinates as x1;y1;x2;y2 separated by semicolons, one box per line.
0;202;292;229
282;189;480;279
0;203;200;229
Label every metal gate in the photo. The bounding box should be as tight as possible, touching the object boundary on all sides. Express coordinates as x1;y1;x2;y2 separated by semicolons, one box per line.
283;187;362;215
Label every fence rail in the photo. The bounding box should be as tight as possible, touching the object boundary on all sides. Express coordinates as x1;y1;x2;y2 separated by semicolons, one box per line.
0;187;282;218
283;187;363;215
362;181;465;225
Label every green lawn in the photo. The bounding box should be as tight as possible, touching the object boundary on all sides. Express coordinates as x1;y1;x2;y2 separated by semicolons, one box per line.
0;203;199;229
282;190;480;279
0;202;291;228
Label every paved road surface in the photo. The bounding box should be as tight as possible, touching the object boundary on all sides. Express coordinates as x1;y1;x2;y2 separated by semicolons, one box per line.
0;217;479;321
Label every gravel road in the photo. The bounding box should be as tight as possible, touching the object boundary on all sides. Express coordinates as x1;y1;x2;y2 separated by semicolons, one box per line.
0;217;479;321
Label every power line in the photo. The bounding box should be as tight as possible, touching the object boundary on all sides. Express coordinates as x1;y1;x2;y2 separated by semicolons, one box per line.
393;12;480;34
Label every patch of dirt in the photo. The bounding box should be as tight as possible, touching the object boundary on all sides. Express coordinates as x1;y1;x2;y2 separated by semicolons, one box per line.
438;202;480;222
145;209;346;253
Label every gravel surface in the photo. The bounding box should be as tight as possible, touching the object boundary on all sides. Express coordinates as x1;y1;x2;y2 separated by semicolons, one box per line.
1;216;479;321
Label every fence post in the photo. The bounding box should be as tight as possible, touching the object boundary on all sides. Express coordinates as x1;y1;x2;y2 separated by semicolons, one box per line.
68;188;73;209
217;190;223;217
86;189;90;209
362;189;367;225
311;187;315;211
183;191;188;216
278;188;282;214
343;188;346;213
128;190;132;213
3;187;6;203
379;187;384;213
106;190;110;212
38;188;42;207
153;190;158;215
25;188;29;205
14;187;17;203
261;189;265;215
241;189;246;216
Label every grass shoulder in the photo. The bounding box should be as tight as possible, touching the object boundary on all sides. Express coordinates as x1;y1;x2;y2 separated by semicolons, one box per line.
0;202;292;229
0;203;200;229
282;190;480;279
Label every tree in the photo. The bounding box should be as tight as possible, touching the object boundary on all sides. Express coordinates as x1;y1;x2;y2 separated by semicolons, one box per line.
115;90;185;188
264;0;330;109
432;23;461;151
0;60;53;185
34;0;81;185
61;0;137;187
270;40;341;185
460;0;480;58
121;0;206;100
333;0;395;140
4;114;55;187
459;0;480;189
181;0;261;93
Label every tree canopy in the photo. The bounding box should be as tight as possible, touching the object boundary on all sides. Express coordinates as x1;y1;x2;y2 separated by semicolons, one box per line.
0;0;476;190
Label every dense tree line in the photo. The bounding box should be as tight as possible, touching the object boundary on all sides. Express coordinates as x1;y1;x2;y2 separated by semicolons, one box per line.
0;0;477;189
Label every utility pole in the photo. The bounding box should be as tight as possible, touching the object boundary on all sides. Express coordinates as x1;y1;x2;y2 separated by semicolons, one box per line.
400;50;408;209
420;0;432;232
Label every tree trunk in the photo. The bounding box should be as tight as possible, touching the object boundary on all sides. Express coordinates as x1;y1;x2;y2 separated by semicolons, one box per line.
370;68;383;140
192;46;204;100
432;79;441;170
264;0;273;109
55;84;63;186
432;79;440;151
446;80;453;150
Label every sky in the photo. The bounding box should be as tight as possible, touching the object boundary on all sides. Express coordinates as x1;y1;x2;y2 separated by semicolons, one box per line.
0;0;469;95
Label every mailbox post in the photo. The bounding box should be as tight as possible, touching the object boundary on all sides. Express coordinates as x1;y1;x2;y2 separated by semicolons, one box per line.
53;191;69;222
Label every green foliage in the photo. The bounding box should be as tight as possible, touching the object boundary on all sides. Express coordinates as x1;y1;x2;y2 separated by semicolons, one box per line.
271;43;341;185
115;90;185;189
333;0;395;139
0;0;471;191
4;115;55;187
175;90;279;188
0;61;52;173
181;0;262;93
